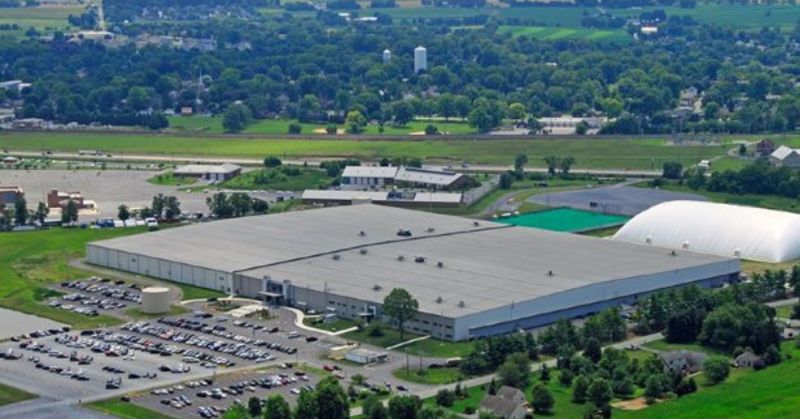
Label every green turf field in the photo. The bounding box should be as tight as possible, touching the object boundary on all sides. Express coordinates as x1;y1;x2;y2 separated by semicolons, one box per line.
0;132;735;170
497;25;631;43
496;207;630;232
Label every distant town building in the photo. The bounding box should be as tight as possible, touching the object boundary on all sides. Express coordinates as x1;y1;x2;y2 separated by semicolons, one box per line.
11;118;45;129
0;186;23;206
47;189;92;209
2;156;19;167
537;116;608;135
341;166;398;187
340;165;473;191
770;145;800;169
755;139;776;157
641;26;659;34
301;189;463;208
180;106;193;116
414;46;427;74
659;350;708;376
382;49;391;64
173;163;242;182
733;351;761;369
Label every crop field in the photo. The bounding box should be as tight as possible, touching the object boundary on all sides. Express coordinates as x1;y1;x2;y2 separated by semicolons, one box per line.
0;5;83;30
0;132;736;170
497;25;631;43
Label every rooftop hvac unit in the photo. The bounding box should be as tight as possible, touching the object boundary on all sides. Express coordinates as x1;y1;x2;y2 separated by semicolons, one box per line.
358;230;366;236
332;254;341;260
414;256;426;263
436;261;444;268
734;248;742;258
457;300;465;308
397;255;405;261
682;241;690;249
359;248;368;255
426;227;435;233
645;235;653;245
670;250;678;257
472;221;480;227
435;296;443;304
546;270;554;277
372;284;382;291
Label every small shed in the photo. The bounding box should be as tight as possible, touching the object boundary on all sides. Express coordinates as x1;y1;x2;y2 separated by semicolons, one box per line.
344;348;388;365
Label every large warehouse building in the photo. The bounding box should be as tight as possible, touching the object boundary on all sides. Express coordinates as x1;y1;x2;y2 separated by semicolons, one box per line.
87;205;740;341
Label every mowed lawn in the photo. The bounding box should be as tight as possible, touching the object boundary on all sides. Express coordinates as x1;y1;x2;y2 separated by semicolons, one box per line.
0;132;733;170
167;116;473;135
498;25;631;43
88;399;174;419
617;344;800;418
0;228;145;329
0;382;35;407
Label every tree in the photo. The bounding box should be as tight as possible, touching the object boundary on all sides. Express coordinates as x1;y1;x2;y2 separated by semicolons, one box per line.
315;376;349;419
575;120;589;135
584;338;602;363
543;155;560;175
33;202;49;224
264;156;283;167
288;123;302;134
498;352;531;389
13;196;27;225
164;196;181;220
559;156;576;175
424;124;439;135
514;154;528;175
392;101;415;126
264;394;292;419
572;375;590;403
362;394;388;419
540;363;551;382
435;389;455;407
346;110;367;134
531;383;555;413
248;396;262;417
62;199;79;224
222;403;248;419
222;103;252;133
508;102;526;121
388;395;421;419
643;374;664;403
559;369;574;387
499;172;513;189
295;388;318;419
662;161;683;179
382;288;418;340
587;378;613;407
152;194;165;219
207;192;234;219
117;204;130;222
703;356;730;385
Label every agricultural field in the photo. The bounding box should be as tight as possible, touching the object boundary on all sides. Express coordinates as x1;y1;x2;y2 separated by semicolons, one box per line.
497;25;631;43
0;4;84;31
0;131;736;170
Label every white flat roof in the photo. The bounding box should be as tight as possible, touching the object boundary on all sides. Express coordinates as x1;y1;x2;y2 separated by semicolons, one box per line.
342;166;398;179
174;163;241;175
395;167;462;186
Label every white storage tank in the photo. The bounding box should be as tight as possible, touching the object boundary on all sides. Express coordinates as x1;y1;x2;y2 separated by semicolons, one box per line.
141;287;171;314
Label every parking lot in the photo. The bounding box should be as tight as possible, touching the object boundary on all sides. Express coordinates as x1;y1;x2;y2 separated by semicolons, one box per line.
47;277;144;318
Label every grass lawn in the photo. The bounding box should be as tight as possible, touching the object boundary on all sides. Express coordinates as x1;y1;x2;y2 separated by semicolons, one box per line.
0;131;736;170
617;343;800;418
0;382;35;407
174;281;226;301
641;339;728;357
498;25;631;44
0;228;149;329
392;367;463;385
146;171;196;186
343;324;472;358
124;305;189;319
775;304;794;319
88;399;175;419
221;167;333;191
302;317;359;333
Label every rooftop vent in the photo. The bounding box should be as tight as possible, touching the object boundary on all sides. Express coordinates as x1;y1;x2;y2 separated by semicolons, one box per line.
670;250;678;257
414;256;426;263
457;300;466;308
734;248;742;258
437;261;444;268
435;296;443;304
427;227;435;233
373;284;382;291
332;254;341;261
397;228;412;237
359;248;368;255
682;241;691;250
358;230;366;237
397;255;405;261
546;270;554;277
645;235;653;245
473;221;480;227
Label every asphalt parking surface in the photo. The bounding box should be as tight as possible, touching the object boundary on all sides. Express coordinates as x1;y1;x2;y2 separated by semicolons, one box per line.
528;184;708;216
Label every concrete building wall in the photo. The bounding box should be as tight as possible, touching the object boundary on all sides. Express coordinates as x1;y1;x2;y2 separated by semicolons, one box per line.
87;244;232;294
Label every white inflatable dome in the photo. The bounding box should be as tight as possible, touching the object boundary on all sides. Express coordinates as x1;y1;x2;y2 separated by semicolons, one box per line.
612;200;800;263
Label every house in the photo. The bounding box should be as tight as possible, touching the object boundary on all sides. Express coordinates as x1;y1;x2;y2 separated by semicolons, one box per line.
479;386;527;419
11;118;45;129
679;87;699;108
180;107;193;116
0;186;23;206
659;350;708;375
341;166;398;187
344;348;389;364
733;351;761;368
755;139;776;157
47;189;91;209
770;145;800;169
173;164;242;182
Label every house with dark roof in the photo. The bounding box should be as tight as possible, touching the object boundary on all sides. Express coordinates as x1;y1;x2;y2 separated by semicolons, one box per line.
479;386;527;419
659;350;708;375
733;351;761;368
